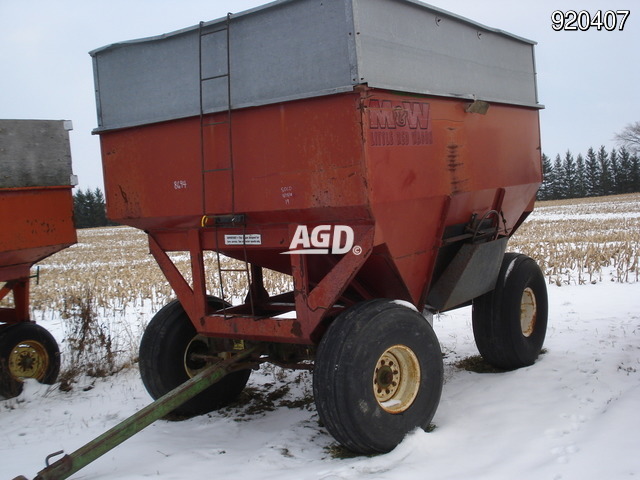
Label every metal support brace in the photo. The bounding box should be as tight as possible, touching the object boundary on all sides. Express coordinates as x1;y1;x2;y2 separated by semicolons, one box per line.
0;278;30;323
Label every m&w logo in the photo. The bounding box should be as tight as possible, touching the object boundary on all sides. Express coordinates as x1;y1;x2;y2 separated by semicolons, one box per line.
368;99;433;147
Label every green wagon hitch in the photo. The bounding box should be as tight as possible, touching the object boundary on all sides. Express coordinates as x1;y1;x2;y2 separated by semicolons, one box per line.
13;347;260;480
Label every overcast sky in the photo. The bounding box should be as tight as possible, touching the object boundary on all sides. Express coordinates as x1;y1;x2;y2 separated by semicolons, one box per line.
1;0;638;190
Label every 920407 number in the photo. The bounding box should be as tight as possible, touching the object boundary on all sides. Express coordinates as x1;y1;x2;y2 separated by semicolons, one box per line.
551;10;630;31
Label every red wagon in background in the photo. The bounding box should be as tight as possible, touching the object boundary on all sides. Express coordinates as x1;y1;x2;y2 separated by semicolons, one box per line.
0;119;77;398
91;0;548;453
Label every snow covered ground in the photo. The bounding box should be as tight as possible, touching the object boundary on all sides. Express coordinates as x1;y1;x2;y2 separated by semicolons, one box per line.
2;277;639;480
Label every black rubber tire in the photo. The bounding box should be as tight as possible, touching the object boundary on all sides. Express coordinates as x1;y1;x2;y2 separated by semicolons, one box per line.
139;298;251;417
472;253;548;370
0;323;61;398
313;299;443;454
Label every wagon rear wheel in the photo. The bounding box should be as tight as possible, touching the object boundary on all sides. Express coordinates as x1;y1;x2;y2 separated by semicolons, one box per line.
313;299;443;454
139;297;251;417
0;323;60;398
472;253;548;370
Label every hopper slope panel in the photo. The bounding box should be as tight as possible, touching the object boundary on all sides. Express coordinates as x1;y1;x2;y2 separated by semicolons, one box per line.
0;187;76;267
363;93;542;216
362;92;541;304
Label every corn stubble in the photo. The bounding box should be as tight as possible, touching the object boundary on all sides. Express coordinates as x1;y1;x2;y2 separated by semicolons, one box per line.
510;193;639;286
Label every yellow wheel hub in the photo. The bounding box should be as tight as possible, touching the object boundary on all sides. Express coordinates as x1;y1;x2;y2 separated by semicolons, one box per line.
8;340;49;381
373;344;421;413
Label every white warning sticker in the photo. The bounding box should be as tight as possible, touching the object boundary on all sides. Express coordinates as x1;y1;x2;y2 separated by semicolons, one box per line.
224;234;262;246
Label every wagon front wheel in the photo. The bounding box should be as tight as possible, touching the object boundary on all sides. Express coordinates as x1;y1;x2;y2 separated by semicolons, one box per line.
139;298;251;417
313;299;444;454
472;253;548;370
0;323;61;398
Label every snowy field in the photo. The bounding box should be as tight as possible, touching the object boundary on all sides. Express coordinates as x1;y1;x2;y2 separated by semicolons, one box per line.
2;196;639;480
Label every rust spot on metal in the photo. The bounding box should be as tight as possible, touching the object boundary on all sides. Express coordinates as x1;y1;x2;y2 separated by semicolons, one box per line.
402;170;417;188
446;143;460;166
290;321;303;338
118;185;129;204
446;143;468;194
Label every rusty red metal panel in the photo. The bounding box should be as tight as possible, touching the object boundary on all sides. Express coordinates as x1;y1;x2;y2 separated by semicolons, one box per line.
100;93;371;229
0;186;75;324
100;120;204;229
0;186;76;273
362;91;541;304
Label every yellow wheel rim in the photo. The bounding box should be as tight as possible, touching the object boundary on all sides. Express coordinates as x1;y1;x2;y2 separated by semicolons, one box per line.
183;335;228;378
8;340;50;381
520;287;537;337
373;344;421;414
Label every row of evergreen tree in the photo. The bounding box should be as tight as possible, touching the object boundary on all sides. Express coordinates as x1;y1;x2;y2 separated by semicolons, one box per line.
73;188;108;228
538;146;640;201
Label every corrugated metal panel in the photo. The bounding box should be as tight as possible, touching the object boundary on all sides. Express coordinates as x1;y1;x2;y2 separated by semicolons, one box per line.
90;0;541;132
92;30;201;130
91;0;357;132
353;0;539;107
0;120;74;188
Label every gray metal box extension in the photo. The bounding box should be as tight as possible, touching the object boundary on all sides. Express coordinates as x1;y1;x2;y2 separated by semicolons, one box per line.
90;0;541;132
0;120;75;188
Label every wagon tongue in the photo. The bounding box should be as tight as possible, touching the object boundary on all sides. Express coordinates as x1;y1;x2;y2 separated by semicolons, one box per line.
12;347;260;480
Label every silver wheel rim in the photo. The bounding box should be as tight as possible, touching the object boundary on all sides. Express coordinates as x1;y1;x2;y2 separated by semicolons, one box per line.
373;344;421;414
